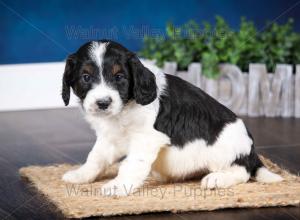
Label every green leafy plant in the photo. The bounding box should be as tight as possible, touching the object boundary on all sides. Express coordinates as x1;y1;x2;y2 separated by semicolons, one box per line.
259;19;296;72
139;16;300;78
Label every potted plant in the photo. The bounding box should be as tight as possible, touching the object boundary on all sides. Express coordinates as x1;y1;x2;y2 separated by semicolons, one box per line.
140;17;300;118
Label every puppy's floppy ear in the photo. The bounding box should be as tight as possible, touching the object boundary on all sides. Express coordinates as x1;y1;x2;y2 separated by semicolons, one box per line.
127;53;157;105
62;54;76;106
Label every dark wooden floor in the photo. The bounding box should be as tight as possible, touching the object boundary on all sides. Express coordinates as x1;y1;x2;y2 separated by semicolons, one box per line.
0;108;299;220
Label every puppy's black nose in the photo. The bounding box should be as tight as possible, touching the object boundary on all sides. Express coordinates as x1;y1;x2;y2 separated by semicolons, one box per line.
96;97;112;110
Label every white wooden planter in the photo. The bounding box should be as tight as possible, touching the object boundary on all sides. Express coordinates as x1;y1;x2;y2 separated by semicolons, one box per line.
162;62;300;118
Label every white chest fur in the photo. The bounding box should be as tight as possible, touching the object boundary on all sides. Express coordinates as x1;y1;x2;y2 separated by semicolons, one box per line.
85;101;170;150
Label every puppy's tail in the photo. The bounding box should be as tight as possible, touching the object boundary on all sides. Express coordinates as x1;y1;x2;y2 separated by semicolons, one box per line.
253;151;283;183
255;166;283;183
243;144;283;183
244;129;283;183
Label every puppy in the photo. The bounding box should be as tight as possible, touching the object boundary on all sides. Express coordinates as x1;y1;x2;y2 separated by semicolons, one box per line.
61;40;282;196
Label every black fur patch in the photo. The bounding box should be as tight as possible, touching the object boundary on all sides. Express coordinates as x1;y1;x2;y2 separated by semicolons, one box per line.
232;129;263;176
61;39;157;107
154;74;237;147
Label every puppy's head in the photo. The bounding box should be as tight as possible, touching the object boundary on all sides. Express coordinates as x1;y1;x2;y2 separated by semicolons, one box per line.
62;40;157;116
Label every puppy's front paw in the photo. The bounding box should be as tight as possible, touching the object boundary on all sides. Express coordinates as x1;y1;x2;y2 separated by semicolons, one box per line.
101;179;134;197
62;167;97;184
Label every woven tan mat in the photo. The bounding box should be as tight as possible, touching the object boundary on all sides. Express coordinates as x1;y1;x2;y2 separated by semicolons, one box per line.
19;155;300;218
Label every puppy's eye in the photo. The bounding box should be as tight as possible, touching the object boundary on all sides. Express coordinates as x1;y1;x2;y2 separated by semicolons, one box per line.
115;73;124;81
82;74;91;83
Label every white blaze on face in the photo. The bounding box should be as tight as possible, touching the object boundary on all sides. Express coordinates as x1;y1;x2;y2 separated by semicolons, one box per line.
90;41;108;68
83;41;123;116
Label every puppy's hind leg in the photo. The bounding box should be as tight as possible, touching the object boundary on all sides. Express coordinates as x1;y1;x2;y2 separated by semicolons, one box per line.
200;165;250;189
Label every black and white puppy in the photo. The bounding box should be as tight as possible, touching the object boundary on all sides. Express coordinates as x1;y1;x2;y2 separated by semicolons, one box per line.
61;40;282;196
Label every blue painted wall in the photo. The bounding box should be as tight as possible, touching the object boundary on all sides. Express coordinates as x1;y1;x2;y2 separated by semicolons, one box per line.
1;0;299;64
